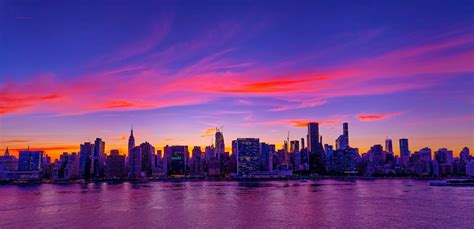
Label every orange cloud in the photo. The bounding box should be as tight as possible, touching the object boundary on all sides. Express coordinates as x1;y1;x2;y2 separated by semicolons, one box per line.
242;118;342;128
357;112;401;121
112;136;127;141
287;119;341;127
1;145;80;160
104;100;154;110
200;127;217;137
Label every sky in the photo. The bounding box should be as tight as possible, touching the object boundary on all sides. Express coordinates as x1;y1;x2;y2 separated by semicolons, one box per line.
0;0;473;160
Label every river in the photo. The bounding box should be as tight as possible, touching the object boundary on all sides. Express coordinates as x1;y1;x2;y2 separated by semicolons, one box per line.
0;179;473;228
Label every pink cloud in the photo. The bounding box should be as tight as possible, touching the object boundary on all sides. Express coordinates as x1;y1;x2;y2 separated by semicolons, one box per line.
1;26;472;116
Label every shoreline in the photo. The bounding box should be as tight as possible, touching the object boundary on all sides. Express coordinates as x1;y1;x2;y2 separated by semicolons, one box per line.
1;175;470;186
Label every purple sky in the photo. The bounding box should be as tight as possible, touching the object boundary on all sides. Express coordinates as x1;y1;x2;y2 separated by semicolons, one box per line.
0;0;473;159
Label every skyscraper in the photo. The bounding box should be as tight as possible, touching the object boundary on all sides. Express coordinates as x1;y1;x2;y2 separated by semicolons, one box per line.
128;126;135;156
343;122;349;141
335;123;349;150
166;145;188;176
290;140;300;154
307;122;319;153
190;146;204;175
399;138;410;158
460;147;470;161
419;147;432;161
140;142;155;177
128;146;142;178
215;128;225;175
79;142;94;179
385;138;393;154
92;138;105;178
106;150;126;179
308;122;326;174
215;129;225;159
236;138;260;175
260;142;271;172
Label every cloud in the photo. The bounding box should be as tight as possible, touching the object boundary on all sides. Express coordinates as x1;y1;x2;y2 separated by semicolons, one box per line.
0;139;31;144
112;136;127;141
1;25;472;116
357;112;402;121
242;118;343;128
200;127;217;137
1;145;79;153
100;11;174;63
104;100;153;110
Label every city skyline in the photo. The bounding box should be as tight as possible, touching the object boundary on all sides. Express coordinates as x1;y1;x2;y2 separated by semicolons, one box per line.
1;1;474;160
1;121;471;161
2;121;472;181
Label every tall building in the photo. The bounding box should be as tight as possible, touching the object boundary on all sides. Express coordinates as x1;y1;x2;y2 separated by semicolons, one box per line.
205;146;215;162
214;129;225;175
106;150;126;179
343;122;349;142
307;122;319;153
190;146;204;175
460;147;470;161
399;138;410;160
79;142;94;179
301;138;305;150
140;142;155;177
335;123;349;150
18;150;43;171
236;138;260;175
165;145;188;176
128;126;135;155
92;138;106;178
369;144;384;165
290;140;300;154
419;147;432;162
434;148;453;164
385;138;393;154
215;129;225;160
308;122;326;174
128;146;142;178
52;152;80;180
260;142;272;172
325;144;334;159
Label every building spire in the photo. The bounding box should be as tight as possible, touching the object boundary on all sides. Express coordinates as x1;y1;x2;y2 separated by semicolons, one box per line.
131;124;134;137
4;147;9;156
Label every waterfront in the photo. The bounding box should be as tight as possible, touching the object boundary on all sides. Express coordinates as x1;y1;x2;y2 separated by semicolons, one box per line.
1;179;473;228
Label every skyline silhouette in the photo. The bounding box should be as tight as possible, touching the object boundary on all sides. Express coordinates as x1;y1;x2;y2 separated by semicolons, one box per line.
1;121;471;161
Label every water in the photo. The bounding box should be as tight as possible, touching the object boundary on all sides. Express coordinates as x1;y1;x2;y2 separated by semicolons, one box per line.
0;179;473;228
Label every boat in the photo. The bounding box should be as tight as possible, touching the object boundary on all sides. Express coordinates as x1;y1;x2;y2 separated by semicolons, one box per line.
429;179;474;186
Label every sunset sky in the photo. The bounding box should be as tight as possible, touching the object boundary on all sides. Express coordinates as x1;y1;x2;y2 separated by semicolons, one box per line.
1;0;473;159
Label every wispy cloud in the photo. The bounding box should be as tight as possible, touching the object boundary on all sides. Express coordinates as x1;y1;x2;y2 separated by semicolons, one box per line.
357;112;402;121
0;139;31;144
200;127;217;137
1;25;472;116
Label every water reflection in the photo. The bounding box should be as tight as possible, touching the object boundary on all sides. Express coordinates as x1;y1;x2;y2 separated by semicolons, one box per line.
0;180;473;228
